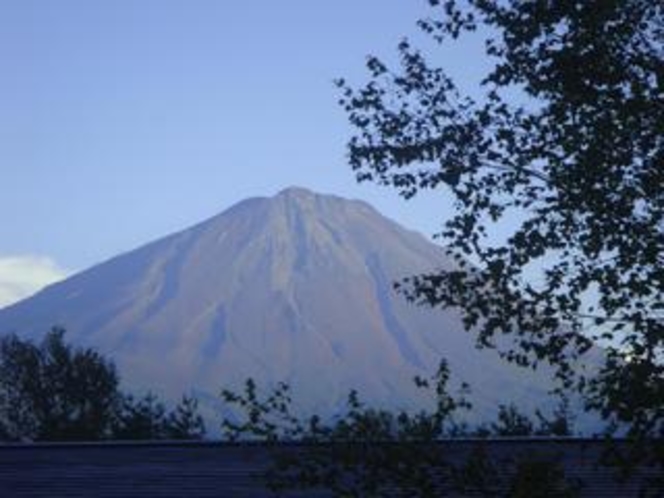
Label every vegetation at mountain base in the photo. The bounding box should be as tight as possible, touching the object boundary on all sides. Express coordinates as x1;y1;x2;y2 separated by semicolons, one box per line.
220;364;582;497
0;328;205;441
336;0;663;445
112;392;206;441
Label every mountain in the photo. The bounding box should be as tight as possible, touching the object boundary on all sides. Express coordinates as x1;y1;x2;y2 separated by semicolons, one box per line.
0;187;561;422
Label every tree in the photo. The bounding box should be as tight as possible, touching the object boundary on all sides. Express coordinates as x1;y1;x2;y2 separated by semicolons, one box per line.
475;397;575;438
220;364;581;497
112;393;205;440
0;328;205;441
164;395;206;440
112;392;169;440
336;0;663;440
0;327;120;441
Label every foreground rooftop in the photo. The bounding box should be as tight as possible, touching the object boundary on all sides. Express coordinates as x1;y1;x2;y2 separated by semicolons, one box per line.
0;439;658;497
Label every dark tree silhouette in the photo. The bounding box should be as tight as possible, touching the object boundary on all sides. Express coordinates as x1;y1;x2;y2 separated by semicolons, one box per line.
164;395;206;440
0;328;205;441
220;364;581;497
336;0;663;440
112;392;169;440
113;393;205;440
0;327;119;441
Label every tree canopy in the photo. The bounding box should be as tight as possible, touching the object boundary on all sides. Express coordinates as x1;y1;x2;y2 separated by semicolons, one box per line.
0;328;205;441
337;0;663;438
221;363;580;497
0;327;120;441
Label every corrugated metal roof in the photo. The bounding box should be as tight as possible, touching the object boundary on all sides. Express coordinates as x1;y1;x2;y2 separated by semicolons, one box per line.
0;439;657;497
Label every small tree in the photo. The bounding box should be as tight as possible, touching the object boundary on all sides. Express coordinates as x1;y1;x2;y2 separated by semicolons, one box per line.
488;404;536;437
165;395;206;440
112;392;169;440
221;364;581;497
110;392;206;440
0;328;206;441
0;327;120;441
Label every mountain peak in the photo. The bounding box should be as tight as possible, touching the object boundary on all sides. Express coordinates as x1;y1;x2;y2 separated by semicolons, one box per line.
271;186;376;217
273;186;325;210
276;186;316;198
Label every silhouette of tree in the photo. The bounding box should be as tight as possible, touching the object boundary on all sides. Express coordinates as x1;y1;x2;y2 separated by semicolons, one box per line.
112;393;205;440
220;364;581;497
0;328;205;441
165;395;206;440
337;0;663;441
486;404;536;437
112;392;169;440
476;399;574;438
0;327;119;441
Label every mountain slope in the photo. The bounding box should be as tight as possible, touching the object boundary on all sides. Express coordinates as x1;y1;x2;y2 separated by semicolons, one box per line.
0;187;559;420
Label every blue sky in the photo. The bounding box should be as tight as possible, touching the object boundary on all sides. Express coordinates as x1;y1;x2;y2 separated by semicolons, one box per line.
0;0;489;306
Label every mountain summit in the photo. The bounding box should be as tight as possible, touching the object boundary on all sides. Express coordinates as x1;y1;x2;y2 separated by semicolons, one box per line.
0;188;555;418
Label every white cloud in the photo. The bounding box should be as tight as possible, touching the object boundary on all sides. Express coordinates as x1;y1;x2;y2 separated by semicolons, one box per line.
0;255;70;308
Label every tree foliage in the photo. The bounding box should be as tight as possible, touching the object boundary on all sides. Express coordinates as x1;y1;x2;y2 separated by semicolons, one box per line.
221;364;580;497
0;328;205;441
113;393;205;440
0;327;119;441
336;0;663;439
